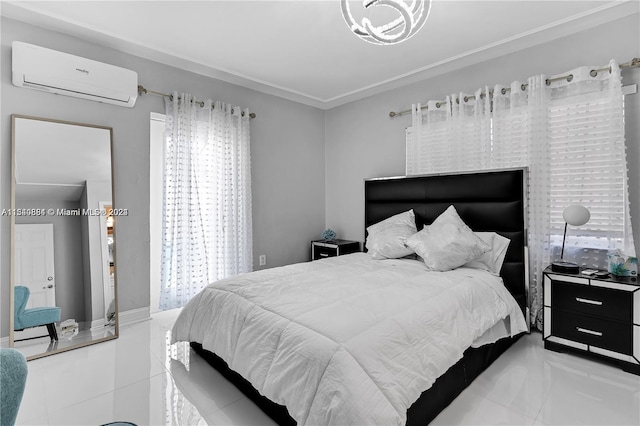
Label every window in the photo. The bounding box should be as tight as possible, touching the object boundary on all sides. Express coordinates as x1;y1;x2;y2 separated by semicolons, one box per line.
405;61;635;327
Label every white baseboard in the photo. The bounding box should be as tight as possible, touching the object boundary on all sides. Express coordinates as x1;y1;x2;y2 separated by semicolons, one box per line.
89;318;106;331
118;306;151;327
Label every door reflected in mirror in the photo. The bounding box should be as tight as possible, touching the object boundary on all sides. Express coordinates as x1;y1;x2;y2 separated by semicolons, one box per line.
10;115;118;360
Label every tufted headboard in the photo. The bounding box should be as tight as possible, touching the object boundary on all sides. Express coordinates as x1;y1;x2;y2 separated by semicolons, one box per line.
364;168;529;317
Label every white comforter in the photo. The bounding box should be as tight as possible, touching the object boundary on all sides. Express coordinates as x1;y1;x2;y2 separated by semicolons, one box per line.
171;253;527;425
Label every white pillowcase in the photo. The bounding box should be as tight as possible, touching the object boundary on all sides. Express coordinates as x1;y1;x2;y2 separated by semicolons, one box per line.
463;232;511;275
366;210;418;260
405;206;490;271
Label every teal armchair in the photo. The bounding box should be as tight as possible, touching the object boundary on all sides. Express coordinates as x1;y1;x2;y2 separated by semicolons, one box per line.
0;348;28;426
14;286;61;341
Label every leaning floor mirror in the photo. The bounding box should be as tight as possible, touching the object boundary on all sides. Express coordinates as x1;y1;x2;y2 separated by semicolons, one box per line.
10;115;118;360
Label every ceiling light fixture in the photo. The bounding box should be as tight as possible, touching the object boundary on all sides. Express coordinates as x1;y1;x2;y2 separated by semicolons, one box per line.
341;0;431;45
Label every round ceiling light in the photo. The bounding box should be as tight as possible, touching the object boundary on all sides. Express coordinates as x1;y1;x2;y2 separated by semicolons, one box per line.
341;0;431;45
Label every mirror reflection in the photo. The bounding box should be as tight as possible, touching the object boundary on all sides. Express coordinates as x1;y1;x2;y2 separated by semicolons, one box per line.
11;115;118;359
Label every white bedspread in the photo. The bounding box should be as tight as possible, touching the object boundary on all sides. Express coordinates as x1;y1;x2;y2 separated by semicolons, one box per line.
171;253;527;425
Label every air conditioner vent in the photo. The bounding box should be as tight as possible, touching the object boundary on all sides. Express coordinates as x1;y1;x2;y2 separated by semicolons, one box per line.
12;42;138;108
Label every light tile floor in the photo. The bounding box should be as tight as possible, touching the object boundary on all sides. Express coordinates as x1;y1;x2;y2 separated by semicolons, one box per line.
15;309;640;425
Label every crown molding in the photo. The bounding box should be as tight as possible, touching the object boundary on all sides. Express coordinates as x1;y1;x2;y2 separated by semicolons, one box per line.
321;0;640;109
2;1;637;110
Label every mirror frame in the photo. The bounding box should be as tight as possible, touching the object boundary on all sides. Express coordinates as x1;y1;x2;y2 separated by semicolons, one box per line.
9;114;118;360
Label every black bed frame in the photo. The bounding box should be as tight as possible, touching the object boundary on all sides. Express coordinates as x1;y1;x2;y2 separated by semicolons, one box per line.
191;168;529;425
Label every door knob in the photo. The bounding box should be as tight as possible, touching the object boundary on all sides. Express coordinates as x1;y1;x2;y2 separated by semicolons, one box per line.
47;276;53;281
47;284;53;289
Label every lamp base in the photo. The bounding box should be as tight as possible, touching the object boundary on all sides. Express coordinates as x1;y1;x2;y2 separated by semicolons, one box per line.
551;261;580;274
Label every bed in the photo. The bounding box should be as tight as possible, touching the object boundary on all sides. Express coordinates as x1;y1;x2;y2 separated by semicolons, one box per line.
172;168;529;425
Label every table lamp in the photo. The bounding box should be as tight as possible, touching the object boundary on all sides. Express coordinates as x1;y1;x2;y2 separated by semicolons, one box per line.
551;205;590;273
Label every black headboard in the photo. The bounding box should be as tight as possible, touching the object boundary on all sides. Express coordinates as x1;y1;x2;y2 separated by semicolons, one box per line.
364;168;528;316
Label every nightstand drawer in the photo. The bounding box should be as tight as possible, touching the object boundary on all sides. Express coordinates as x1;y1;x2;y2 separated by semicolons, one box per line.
313;245;337;260
311;239;360;261
551;309;632;355
552;280;632;323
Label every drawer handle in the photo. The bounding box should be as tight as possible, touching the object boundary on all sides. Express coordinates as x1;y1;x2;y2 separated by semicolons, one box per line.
320;253;329;257
575;297;603;306
576;327;603;337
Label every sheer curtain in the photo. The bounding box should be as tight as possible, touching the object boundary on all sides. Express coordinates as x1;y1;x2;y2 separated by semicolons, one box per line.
452;88;492;171
408;99;451;174
160;93;252;310
408;90;492;174
407;60;635;328
545;61;634;259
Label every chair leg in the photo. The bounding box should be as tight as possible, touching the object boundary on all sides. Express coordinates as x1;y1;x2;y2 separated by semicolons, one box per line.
46;323;59;341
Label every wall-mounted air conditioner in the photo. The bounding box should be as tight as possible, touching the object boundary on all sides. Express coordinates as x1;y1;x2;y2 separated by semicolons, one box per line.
12;41;138;108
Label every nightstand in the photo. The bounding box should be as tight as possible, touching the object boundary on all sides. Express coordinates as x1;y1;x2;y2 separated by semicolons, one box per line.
311;239;360;261
543;266;640;375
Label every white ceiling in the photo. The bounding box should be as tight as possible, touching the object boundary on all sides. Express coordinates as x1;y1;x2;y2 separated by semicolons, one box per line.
2;1;638;109
14;117;112;202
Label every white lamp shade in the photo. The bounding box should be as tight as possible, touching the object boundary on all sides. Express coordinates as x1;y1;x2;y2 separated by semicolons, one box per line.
563;205;590;226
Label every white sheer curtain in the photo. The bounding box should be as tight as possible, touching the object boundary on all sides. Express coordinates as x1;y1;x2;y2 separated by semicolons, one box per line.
407;60;635;328
408;99;451;174
452;88;492;171
491;81;529;168
520;74;552;328
160;93;252;310
545;61;634;258
408;90;492;174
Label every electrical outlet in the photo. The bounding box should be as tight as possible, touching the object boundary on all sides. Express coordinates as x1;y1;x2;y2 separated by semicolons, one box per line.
259;254;266;266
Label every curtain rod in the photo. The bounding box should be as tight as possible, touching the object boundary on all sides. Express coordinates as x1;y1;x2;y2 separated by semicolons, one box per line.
137;85;257;119
389;57;640;118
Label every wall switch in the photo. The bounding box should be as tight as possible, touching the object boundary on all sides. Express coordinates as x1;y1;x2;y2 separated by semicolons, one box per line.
259;255;266;266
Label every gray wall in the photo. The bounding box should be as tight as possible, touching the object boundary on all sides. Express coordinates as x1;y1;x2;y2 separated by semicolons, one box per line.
15;199;86;322
1;17;326;337
324;14;640;258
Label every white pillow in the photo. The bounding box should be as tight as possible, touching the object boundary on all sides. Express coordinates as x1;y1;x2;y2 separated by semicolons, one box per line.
463;232;510;275
405;206;490;271
366;210;418;260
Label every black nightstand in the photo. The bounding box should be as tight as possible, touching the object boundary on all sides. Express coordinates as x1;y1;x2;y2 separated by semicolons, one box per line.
311;239;360;261
543;266;639;375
